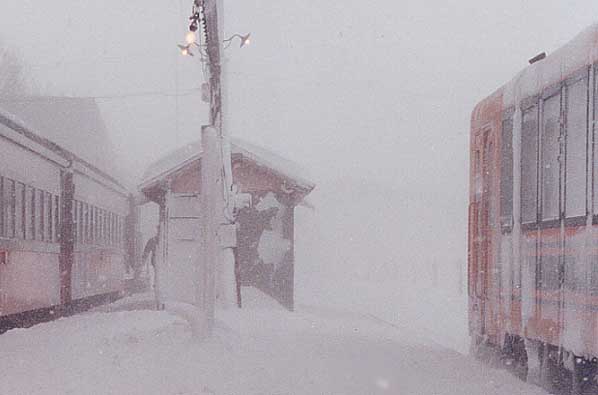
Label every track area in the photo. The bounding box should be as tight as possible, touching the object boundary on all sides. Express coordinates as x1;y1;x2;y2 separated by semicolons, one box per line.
0;289;546;395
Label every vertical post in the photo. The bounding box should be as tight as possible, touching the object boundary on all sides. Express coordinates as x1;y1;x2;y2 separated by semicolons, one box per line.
200;126;221;332
200;0;237;331
59;169;74;309
125;194;138;280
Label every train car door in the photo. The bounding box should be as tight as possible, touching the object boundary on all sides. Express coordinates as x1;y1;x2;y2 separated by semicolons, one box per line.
470;131;496;338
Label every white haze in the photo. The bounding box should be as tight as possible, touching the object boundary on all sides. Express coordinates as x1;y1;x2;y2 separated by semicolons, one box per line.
2;0;598;351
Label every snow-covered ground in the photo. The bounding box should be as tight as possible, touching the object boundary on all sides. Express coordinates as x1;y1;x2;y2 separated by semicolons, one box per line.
0;288;546;395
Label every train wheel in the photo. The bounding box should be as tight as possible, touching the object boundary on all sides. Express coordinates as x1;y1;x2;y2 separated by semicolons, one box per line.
502;334;528;381
571;355;598;395
524;339;543;386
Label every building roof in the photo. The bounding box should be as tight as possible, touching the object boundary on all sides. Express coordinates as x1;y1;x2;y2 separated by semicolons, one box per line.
0;96;127;184
139;137;315;192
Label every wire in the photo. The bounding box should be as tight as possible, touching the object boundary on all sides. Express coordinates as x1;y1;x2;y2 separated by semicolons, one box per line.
0;88;204;102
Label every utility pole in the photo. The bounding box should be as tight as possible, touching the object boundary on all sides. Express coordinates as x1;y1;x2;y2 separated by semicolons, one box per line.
197;0;236;336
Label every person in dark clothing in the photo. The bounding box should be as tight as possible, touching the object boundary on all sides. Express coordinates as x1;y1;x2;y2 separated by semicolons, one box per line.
142;233;159;271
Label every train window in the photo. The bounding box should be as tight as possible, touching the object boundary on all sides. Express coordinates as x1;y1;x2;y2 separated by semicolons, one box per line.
77;201;83;244
101;209;105;244
26;186;34;240
100;208;103;244
521;106;539;224
2;178;8;238
89;206;94;244
500;115;514;231
93;206;98;244
541;93;561;222
7;180;15;238
72;200;78;244
0;250;7;265
54;195;60;243
113;214;117;246
592;255;598;296
565;78;588;218
15;183;24;239
39;189;45;242
84;203;90;244
108;212;113;246
564;255;578;291
102;209;107;245
46;193;53;243
0;177;4;237
540;255;560;290
1;178;13;238
594;65;598;215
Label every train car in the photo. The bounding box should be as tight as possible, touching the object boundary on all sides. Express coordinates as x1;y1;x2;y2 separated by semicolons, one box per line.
469;24;598;393
0;97;135;332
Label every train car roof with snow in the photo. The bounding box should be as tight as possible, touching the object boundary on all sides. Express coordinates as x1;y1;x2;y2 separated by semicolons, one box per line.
472;22;598;124
0;96;128;190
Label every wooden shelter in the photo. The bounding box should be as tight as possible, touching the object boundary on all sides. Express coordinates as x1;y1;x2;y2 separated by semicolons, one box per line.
138;138;314;310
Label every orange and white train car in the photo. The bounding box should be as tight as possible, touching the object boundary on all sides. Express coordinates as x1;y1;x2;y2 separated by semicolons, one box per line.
469;24;598;392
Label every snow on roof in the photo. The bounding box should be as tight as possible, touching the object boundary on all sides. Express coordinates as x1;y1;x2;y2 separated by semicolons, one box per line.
140;137;315;192
501;23;598;107
0;96;127;184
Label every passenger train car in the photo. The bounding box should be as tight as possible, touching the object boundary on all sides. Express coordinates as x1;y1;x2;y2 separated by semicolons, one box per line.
0;98;135;332
469;24;598;393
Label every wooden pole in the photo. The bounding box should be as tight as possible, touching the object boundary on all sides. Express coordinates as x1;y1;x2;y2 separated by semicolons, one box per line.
199;0;236;333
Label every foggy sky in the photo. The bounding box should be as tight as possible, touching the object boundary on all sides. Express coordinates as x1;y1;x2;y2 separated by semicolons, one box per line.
2;1;598;277
2;1;597;180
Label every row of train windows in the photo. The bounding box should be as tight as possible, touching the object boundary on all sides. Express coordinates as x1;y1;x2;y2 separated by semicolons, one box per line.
500;68;597;227
71;200;123;248
531;256;598;294
0;176;60;243
0;174;124;247
497;257;598;295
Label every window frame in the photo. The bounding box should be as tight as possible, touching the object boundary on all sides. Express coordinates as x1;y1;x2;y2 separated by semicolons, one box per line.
520;97;540;230
563;67;590;225
0;176;4;238
500;108;515;234
538;82;563;227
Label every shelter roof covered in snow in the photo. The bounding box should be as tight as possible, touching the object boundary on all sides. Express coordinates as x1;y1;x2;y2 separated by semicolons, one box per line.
140;137;315;193
0;96;126;185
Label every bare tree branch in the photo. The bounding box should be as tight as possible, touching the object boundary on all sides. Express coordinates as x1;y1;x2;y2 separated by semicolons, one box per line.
0;42;25;98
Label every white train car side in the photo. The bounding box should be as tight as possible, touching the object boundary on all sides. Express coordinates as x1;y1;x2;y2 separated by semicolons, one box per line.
0;101;135;331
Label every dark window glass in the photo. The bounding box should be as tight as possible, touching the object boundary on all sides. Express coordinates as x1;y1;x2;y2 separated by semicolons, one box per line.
541;93;561;221
565;79;588;217
7;180;15;238
54;195;60;242
521;106;539;223
93;206;97;244
500;116;514;228
108;212;113;246
594;66;598;213
84;203;89;244
15;183;24;239
0;177;4;237
26;186;35;240
540;255;560;291
47;193;53;242
72;200;78;244
564;255;578;291
592;255;598;295
77;201;81;244
39;189;45;241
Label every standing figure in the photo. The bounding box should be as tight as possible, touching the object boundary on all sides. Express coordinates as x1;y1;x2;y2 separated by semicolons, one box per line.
142;226;162;309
